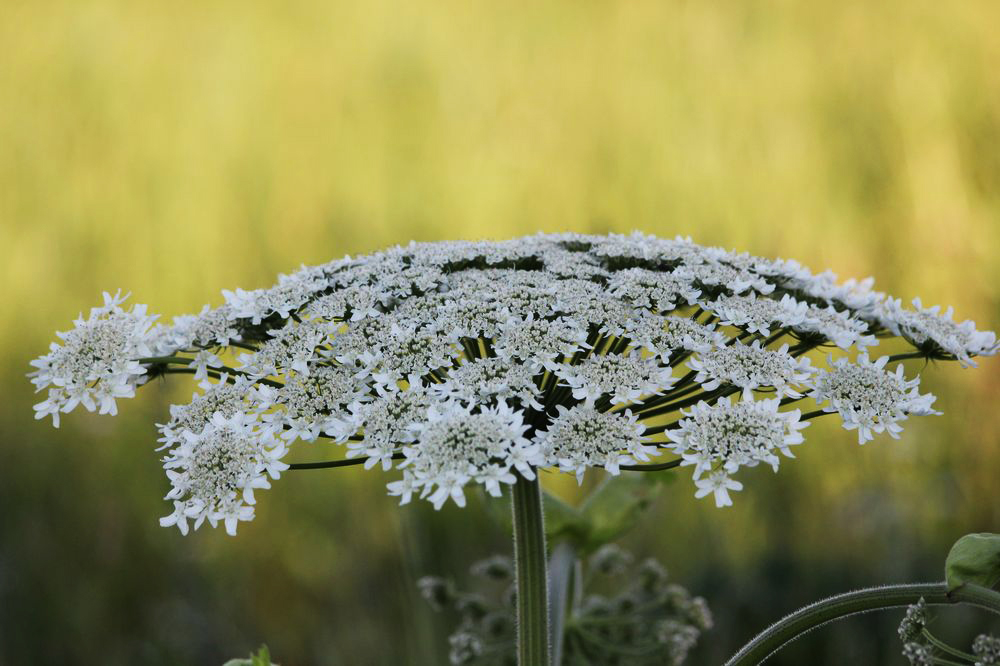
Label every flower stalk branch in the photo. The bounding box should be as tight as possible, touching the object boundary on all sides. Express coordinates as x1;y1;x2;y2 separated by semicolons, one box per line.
725;582;1000;666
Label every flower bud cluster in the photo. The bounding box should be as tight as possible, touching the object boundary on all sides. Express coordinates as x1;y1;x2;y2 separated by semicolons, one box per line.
974;635;1000;666
898;600;1000;666
420;547;711;665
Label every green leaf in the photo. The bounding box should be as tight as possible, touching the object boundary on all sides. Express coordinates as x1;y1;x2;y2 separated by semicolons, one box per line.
251;646;272;666
577;474;660;553
484;486;591;544
485;474;661;552
222;645;275;666
541;490;587;544
945;533;1000;592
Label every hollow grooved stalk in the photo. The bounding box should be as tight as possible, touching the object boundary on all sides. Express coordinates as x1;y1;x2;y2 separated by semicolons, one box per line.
511;473;551;666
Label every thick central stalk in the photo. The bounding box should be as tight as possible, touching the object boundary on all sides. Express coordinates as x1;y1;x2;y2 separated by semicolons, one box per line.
511;472;551;666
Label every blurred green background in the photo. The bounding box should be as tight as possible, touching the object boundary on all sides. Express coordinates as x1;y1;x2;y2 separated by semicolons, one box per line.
2;0;999;663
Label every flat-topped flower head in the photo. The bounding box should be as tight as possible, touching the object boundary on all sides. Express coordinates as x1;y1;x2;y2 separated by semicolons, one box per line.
346;385;433;470
160;411;289;536
326;317;396;364
547;352;676;407
433;357;544;411
430;296;508;341
555;278;637;334
537;405;655;481
389;402;539;509
667;397;809;507
237;318;331;378
794;304;877;350
708;293;809;336
482;281;560;321
884;297;999;367
542;248;609;279
222;275;321;325
301;284;385;322
674;261;775;296
30;232;997;529
359;324;460;389
622;313;727;360
157;375;260;447
30;291;157;425
608;268;702;313
159;303;240;352
375;264;446;301
257;364;370;443
687;341;815;400
811;354;939;444
492;315;590;370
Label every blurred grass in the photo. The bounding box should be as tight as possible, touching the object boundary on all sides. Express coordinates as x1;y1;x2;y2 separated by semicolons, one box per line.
1;0;999;663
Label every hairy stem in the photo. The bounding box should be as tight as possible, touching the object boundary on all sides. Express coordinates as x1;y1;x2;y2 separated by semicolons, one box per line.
725;582;1000;666
511;473;551;666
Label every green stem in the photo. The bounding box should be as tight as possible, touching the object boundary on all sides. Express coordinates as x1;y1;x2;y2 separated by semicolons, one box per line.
137;355;194;365
762;327;791;347
887;351;930;363
930;657;973;666
921;628;976;662
160;367;284;389
635;386;732;420
287;452;403;470
724;582;1000;666
620;458;683;472
511;473;551;666
140;355;286;387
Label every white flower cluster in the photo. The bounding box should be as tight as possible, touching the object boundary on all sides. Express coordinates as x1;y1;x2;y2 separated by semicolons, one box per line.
29;291;157;425
30;233;998;533
811;354;939;443
666;397;809;507
538;405;655;481
688;341;815;400
547;352;676;406
160;411;289;535
884;297;999;367
388;402;540;509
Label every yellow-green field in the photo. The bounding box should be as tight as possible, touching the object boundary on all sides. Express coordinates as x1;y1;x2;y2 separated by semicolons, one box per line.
2;1;999;663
